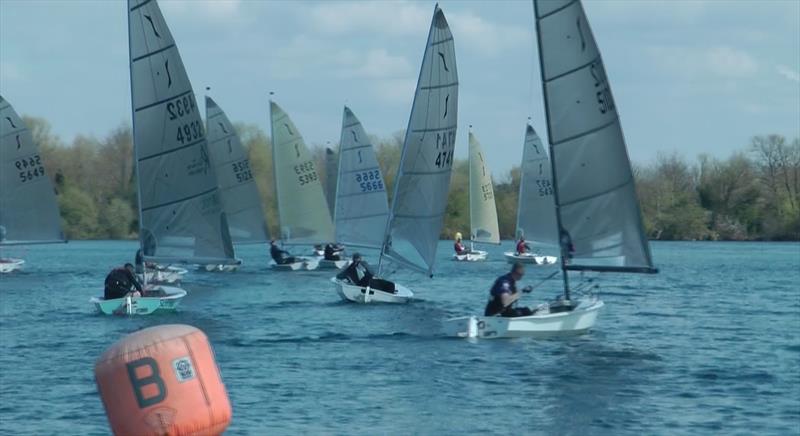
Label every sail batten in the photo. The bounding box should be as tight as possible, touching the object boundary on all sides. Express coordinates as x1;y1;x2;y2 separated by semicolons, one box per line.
0;95;65;246
533;0;654;271
333;106;389;248
128;0;236;264
270;101;334;244
205;96;269;244
381;5;458;275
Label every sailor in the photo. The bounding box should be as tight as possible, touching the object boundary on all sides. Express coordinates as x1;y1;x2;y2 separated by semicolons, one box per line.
336;253;373;286
453;232;469;255
104;263;143;300
484;262;533;317
515;236;530;255
324;243;342;261
134;249;145;275
270;240;298;265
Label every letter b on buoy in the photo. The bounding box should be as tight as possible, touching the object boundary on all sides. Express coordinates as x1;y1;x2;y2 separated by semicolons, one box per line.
95;324;232;435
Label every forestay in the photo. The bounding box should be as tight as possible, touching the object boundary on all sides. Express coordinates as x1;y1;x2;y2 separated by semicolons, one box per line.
534;0;655;272
128;0;236;264
334;107;389;249
382;5;458;275
468;131;499;244
205;96;269;244
0;95;65;245
516;125;558;246
325;147;337;219
269;101;334;244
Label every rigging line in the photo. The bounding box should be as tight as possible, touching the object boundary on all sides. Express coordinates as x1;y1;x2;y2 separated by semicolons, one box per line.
526;0;536;124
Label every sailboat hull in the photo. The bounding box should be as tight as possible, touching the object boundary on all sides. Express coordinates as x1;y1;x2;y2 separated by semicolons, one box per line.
443;297;603;339
331;277;413;304
0;258;25;273
452;250;488;262
270;260;318;271
90;286;187;316
138;266;188;285
199;264;239;272
318;259;350;269
503;252;557;265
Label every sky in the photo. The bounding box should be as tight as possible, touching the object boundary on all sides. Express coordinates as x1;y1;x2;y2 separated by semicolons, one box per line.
1;0;798;177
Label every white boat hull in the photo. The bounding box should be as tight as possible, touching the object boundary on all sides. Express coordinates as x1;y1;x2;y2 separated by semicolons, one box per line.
452;250;488;262
90;285;187;316
0;258;25;273
442;297;604;339
330;277;413;304
199;264;239;272
270;259;318;271
503;252;557;265
318;259;350;269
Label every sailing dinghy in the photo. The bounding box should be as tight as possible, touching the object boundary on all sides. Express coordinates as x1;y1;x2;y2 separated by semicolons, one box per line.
92;0;239;315
453;129;500;261
444;0;657;337
202;95;270;271
0;95;66;272
335;5;457;304
269;100;334;270
327;106;389;279
503;124;557;266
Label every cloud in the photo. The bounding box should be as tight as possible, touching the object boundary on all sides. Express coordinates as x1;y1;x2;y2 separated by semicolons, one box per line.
307;1;428;36
161;0;243;24
706;46;758;77
0;61;23;81
337;49;412;79
776;65;800;83
369;78;415;105
447;10;529;57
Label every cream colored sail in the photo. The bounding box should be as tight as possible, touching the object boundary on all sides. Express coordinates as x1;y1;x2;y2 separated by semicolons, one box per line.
468;131;499;244
269;101;334;244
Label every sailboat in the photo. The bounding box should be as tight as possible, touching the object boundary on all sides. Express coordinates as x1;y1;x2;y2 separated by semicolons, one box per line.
443;0;657;337
503;124;558;266
453;129;500;262
0;95;66;273
269;100;334;270
92;0;239;315
327;106;389;277
334;4;458;304
202;94;270;272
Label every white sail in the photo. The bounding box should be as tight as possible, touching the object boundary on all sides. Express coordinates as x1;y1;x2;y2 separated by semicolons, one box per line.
468;131;499;244
269;101;334;244
533;0;655;272
128;0;236;264
382;5;458;275
334;106;389;249
0;95;65;245
205;96;269;244
516;124;558;246
325;147;337;219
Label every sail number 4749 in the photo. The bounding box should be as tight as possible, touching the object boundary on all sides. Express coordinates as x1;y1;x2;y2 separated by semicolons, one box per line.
434;130;456;169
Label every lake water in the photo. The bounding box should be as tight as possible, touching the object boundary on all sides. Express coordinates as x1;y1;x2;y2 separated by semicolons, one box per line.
1;241;798;435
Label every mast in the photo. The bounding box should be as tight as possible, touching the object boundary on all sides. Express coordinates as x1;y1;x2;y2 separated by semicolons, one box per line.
532;0;571;300
127;3;146;257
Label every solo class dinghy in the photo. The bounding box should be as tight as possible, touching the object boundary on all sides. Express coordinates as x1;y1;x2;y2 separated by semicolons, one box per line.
503;125;558;266
269;100;334;270
202;94;271;272
335;5;458;304
453;129;500;261
444;0;657;338
329;106;391;291
93;0;240;315
0;95;67;272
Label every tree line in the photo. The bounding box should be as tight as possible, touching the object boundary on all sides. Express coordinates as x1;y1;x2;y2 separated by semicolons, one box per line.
24;116;799;242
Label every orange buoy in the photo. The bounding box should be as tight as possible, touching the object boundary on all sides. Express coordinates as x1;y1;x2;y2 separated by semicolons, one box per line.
95;324;232;435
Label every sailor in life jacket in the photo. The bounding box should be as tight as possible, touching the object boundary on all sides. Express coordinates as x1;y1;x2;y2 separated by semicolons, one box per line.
515;237;531;255
484;262;533;317
453;232;470;255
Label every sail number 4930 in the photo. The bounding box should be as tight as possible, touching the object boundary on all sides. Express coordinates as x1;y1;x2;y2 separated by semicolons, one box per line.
434;130;455;169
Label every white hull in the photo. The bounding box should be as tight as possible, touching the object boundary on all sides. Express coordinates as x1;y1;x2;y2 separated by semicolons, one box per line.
199;264;239;272
318;259;350;269
503;252;557;265
0;258;25;273
270;259;318;271
330;277;413;304
452;250;488;262
139;266;188;284
442;297;604;339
